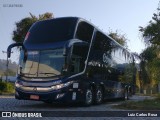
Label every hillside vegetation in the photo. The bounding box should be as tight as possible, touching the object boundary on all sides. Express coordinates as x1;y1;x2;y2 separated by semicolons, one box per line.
0;59;17;76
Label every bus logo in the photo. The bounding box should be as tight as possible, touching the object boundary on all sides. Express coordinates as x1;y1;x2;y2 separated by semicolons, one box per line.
103;53;107;63
33;87;37;92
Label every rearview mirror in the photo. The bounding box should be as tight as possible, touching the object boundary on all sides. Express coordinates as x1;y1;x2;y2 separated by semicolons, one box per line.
7;43;25;58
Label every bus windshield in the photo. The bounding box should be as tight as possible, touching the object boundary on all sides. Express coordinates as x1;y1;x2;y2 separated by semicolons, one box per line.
19;49;66;78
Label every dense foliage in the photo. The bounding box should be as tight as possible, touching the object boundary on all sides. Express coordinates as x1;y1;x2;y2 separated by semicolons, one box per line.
139;4;160;92
0;81;14;94
12;12;54;43
108;30;128;48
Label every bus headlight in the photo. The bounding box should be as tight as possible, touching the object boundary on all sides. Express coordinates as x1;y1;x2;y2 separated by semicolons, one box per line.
15;81;23;88
51;81;73;90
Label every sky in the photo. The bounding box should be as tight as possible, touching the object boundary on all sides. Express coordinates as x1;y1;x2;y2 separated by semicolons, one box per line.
0;0;159;63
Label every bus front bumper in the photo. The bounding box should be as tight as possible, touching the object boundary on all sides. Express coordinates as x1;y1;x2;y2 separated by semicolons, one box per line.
15;87;84;103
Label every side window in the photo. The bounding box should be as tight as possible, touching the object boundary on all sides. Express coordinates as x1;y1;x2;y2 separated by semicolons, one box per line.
92;31;107;63
93;31;112;52
75;21;94;43
70;44;89;74
93;31;102;50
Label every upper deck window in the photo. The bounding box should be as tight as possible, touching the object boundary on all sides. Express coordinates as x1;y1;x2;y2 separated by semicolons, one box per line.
24;18;77;44
75;21;94;43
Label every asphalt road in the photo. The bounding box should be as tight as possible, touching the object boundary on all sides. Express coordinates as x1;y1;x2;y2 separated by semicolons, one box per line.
0;95;159;120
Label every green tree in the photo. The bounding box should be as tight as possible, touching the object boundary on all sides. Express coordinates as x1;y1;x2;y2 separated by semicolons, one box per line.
108;30;128;48
139;7;160;45
139;3;160;93
139;47;160;92
139;47;154;85
12;12;54;43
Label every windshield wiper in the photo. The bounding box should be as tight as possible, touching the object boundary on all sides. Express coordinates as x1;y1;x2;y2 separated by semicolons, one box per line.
20;72;37;77
38;72;59;76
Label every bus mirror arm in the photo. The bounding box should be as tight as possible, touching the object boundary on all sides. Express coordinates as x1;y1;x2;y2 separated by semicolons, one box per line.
7;43;25;58
63;52;67;56
63;47;68;56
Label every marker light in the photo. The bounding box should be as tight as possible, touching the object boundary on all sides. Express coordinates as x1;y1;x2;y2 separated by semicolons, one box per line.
24;32;30;40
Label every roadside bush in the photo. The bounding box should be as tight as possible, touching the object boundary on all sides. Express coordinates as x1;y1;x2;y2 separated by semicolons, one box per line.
0;82;6;91
155;93;160;100
0;81;14;93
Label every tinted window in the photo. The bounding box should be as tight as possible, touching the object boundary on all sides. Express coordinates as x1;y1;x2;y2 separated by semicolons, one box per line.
24;18;77;44
70;44;89;74
90;31;133;81
93;31;112;52
93;31;132;65
75;21;94;43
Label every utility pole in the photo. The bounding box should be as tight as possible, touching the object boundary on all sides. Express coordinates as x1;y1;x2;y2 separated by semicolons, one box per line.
2;51;13;82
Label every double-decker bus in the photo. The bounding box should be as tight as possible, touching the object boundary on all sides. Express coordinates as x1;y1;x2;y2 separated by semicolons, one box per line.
7;17;136;106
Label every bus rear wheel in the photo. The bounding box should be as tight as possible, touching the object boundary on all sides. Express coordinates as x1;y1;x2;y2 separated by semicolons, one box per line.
94;86;103;104
84;86;93;106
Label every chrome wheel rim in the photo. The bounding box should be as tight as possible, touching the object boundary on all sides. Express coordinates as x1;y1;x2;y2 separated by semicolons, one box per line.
86;89;93;104
96;89;102;102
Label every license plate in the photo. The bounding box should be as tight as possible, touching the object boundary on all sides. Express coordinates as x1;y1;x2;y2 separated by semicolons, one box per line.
30;95;39;100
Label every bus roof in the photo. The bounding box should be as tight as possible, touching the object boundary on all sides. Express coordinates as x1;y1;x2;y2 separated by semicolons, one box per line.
23;16;132;56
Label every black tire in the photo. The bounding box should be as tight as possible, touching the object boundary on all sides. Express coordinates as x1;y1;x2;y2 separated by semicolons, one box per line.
94;86;103;104
83;86;93;106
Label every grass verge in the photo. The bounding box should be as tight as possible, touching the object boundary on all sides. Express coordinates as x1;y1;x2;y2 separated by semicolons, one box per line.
113;94;160;110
